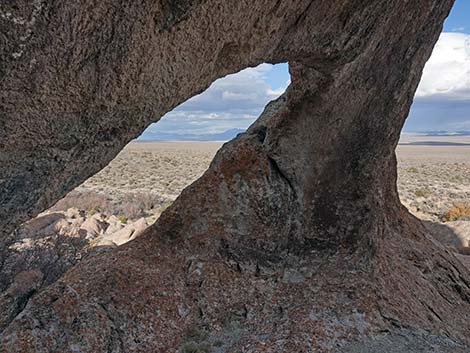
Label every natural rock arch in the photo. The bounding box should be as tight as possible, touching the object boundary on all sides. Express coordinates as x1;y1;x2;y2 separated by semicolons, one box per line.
1;0;469;352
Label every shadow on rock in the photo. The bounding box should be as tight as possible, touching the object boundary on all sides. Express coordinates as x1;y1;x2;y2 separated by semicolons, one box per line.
424;220;470;268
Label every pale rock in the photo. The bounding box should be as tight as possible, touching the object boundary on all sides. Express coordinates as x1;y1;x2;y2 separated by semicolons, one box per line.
65;208;85;220
79;217;108;239
103;218;148;246
104;215;125;235
22;213;64;237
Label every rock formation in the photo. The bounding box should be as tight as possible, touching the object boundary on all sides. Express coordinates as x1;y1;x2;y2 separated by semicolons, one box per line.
0;209;148;334
1;0;469;352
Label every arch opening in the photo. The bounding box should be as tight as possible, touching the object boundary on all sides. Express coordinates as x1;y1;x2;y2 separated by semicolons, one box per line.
1;0;470;350
0;64;291;323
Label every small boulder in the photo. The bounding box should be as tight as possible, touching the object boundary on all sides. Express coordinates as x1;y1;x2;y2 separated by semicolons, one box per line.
80;216;108;239
103;218;148;246
53;218;73;235
65;208;85;220
104;215;125;235
444;221;470;255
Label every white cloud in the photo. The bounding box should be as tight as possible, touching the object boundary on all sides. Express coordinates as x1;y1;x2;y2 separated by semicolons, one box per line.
147;63;288;136
144;33;470;137
145;111;259;135
175;63;285;114
415;32;470;101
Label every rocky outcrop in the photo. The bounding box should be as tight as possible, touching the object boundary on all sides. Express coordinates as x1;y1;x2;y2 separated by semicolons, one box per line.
0;210;147;333
1;0;469;352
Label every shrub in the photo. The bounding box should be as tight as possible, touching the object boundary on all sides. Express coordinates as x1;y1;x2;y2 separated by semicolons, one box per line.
441;203;470;222
113;192;164;220
450;175;463;183
117;215;128;223
133;192;161;210
120;201;144;220
407;167;418;173
51;190;165;221
414;188;432;198
158;200;174;213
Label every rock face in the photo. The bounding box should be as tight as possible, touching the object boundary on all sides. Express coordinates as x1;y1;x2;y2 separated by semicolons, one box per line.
1;0;470;352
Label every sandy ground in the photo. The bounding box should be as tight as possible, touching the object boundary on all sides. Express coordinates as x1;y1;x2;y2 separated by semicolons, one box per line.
397;145;470;221
74;141;224;222
397;134;470;221
27;134;465;257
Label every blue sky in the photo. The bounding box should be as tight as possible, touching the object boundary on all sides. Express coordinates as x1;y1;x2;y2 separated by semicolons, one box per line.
404;0;470;131
143;1;469;138
443;0;469;33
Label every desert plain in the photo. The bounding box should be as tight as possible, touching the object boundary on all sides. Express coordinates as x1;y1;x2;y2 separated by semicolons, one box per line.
13;134;470;256
77;136;470;221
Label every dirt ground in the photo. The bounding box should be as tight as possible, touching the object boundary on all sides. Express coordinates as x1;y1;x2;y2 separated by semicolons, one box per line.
396;144;470;221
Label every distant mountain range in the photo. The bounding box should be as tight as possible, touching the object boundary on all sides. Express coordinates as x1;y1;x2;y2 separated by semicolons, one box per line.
138;128;245;141
409;131;470;136
402;141;470;146
399;131;470;146
139;129;470;141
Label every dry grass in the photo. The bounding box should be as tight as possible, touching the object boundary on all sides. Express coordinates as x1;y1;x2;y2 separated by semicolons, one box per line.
71;142;222;221
441;203;470;222
51;190;110;213
51;190;166;221
414;188;433;198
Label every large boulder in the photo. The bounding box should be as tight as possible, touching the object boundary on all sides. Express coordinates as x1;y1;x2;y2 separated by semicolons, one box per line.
1;0;469;352
79;214;108;238
1;0;357;237
20;213;65;237
104;215;126;235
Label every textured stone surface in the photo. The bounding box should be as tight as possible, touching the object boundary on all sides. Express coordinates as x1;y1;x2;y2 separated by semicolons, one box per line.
1;0;470;352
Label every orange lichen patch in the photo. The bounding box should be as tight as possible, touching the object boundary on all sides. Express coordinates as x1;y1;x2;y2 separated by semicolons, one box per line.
441;203;470;222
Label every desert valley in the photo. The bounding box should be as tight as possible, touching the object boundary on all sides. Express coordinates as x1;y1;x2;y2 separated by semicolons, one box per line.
8;134;470;258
